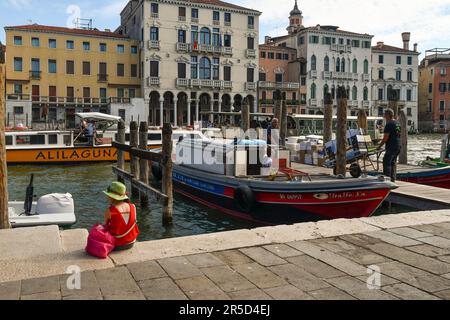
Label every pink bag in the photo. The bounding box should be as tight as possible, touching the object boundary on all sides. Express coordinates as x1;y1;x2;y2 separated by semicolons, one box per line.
85;224;115;259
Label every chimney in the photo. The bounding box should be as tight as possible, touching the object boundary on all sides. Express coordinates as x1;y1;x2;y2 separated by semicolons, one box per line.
265;36;271;44
414;43;418;52
402;32;411;50
105;28;111;32
377;41;384;47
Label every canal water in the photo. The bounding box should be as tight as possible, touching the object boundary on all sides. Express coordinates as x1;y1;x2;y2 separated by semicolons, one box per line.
7;134;444;241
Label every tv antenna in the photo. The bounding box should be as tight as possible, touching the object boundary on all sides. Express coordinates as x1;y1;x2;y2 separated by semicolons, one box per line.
75;18;93;30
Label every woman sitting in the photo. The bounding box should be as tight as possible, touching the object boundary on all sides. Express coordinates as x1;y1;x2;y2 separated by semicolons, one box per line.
103;182;139;251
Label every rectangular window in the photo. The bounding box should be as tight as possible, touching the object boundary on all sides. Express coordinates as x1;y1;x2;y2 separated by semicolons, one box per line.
83;41;90;51
379;55;384;64
363;41;371;48
14;57;23;72
14;84;22;94
224;34;231;47
83;61;91;75
322;37;332;45
309;35;319;44
16;135;46;145
66;60;74;74
212;28;220;46
117;88;124;98
66;40;74;49
213;11;220;21
407;89;412;101
178;30;186;43
117;63;125;77
48;39;56;48
118;109;126;120
191;8;198;19
67;87;74;102
14;106;24;115
260;51;266;58
440;67;446;75
439;83;447;93
117;44;125;53
31;37;40;47
151;3;159;14
440;101;445;112
131;64;137;77
268;52;275;59
191;56;198;79
179;7;186;18
247;68;254;82
248;16;254;27
99;88;107;101
351;40;360;47
407;108;412;117
429;83;433;93
247;37;254;50
150;61;159;77
276;52;282;60
212;57;219;80
407;56;412;65
224;12;231;24
378;69;384;80
378;88;384;100
150;27;159;41
396;70;402;81
31;58;40;72
427;100;432;112
275;73;283;83
298;36;305;45
178;63;186;78
14;36;22;45
396;56;401;64
129;89;136;99
131;45;138;54
100;43;107;52
407;71;413;81
48;59;57;73
259;72;266;81
224;66;231;81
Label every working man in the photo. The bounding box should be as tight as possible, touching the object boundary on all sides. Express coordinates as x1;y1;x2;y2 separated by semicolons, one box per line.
377;109;401;181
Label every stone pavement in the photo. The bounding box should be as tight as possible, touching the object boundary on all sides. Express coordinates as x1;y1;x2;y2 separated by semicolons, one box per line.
1;215;450;300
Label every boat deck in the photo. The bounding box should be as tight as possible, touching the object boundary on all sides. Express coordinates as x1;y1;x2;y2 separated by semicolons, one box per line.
291;162;450;210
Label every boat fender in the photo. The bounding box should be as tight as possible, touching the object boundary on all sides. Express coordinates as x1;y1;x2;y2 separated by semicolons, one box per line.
151;163;163;181
234;186;255;213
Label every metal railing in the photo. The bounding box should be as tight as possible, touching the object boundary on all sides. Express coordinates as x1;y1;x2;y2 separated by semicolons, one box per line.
29;70;41;80
97;74;108;82
258;81;300;90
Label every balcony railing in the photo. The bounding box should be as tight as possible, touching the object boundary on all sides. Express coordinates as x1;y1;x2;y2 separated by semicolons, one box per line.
27;96;111;105
248;24;255;30
309;99;318;107
109;97;131;104
176;78;189;88
362;73;370;81
245;82;257;91
331;72;356;81
6;93;30;101
258;81;300;90
147;76;160;86
225;21;231;26
148;40;160;50
223;81;233;89
29;71;41;80
176;42;190;52
151;12;159;18
213;20;220;25
178;43;233;56
178;16;186;22
246;49;256;59
97;74;108;82
331;44;352;53
191;17;199;23
309;70;317;79
323;71;331;79
362;100;370;108
173;79;233;89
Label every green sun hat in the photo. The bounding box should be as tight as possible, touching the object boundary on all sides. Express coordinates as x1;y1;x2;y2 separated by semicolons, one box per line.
103;181;129;201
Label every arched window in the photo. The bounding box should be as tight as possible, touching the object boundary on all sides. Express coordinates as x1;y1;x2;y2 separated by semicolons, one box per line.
311;55;317;71
336;58;341;72
341;59;345;72
311;83;316;99
352;59;358;73
363;86;368;101
324;56;330;72
199;57;211;79
323;84;329;97
363;59;369;74
346;86;350;99
331;85;336;99
352;86;357;100
200;27;211;45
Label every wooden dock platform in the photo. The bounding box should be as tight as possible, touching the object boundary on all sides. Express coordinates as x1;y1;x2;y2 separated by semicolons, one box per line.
291;162;450;210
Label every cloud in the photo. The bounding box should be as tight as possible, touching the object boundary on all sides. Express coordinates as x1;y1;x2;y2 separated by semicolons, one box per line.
6;0;32;9
229;0;450;54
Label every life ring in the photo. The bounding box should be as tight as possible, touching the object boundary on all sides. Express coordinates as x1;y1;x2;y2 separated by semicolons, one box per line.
234;186;255;213
151;163;162;181
349;163;362;178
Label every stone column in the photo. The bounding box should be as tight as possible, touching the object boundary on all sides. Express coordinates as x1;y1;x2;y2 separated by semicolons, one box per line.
159;98;164;127
187;99;191;126
253;99;258;114
210;99;214;123
195;100;199;123
173;98;178;127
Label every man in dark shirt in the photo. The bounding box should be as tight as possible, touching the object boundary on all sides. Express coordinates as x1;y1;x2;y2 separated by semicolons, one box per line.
377;109;401;181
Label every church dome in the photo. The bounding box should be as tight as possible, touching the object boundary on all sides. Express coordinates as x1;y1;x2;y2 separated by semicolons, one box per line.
290;0;302;16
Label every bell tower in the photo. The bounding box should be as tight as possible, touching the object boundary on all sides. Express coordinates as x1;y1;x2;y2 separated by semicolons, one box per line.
287;0;303;35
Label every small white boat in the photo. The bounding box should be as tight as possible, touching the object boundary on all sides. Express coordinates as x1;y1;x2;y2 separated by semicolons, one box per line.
8;175;76;228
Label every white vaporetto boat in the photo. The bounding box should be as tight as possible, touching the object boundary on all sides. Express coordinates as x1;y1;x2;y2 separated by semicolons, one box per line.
8;175;76;228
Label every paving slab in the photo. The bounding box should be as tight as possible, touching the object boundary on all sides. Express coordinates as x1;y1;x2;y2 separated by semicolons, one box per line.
21;291;62;300
103;291;146;300
325;276;397;300
288;241;368;276
382;283;440;300
176;276;230;300
126;260;167;282
95;266;141;295
21;275;60;296
228;288;272;300
406;244;450;257
60;229;88;252
264;285;313;300
287;255;345;279
364;230;422;247
366;242;450;275
438;256;450;263
411;224;450;239
418;236;450;249
308;287;356;300
233;263;287;289
239;247;287;266
201;265;255;292
213;250;254;266
0;281;21;300
435;289;450;299
268;264;330;292
185;253;226;268
360;211;450;229
139;277;188;300
60;270;100;298
157;256;202;280
263;244;304;258
389;227;434;239
0;225;62;261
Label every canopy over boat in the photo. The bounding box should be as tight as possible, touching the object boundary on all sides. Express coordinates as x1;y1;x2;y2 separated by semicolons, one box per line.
76;112;122;123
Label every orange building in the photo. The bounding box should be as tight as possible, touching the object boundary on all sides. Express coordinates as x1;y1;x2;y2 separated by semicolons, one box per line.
258;42;307;115
418;48;450;132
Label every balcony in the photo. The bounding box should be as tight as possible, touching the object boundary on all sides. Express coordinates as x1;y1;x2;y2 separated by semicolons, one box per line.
258;81;300;90
331;72;355;81
7;93;30;101
29;71;41;80
28;96;110;106
248;24;255;30
109;97;131;104
151;12;159;19
309;70;318;79
225;21;231;26
191;79;223;89
362;100;370;108
176;78;189;88
362;73;370;82
178;16;186;22
176;42;190;52
148;40;160;50
147;77;160;86
348;100;359;108
245;82;257;91
97;74;108;82
188;43;232;56
223;81;233;89
246;49;256;59
323;71;331;79
331;44;352;53
309;99;318;107
191;17;199;23
213;20;220;25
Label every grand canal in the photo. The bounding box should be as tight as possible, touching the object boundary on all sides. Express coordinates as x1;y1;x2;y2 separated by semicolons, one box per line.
7;134;444;241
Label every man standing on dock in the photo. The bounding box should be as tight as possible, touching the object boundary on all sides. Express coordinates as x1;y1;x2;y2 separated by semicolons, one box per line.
377;109;401;182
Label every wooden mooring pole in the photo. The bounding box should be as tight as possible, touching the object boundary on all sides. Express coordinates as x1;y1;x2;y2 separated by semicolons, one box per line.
241;98;250;134
117;120;125;184
129;121;140;198
162;123;173;226
0;43;9;229
399;109;408;165
323;92;333;145
139;122;149;207
280;100;287;147
336;86;348;177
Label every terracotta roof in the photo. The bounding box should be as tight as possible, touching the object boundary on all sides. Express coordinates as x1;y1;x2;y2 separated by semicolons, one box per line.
185;0;260;13
4;24;129;39
372;43;418;54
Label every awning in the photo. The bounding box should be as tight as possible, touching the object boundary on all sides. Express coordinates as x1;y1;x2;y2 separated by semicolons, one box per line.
75;112;122;122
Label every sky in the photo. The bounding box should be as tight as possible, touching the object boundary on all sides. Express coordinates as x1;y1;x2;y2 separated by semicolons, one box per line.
1;0;449;59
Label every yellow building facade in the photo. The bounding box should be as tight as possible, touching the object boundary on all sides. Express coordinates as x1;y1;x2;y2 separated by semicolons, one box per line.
4;24;141;128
